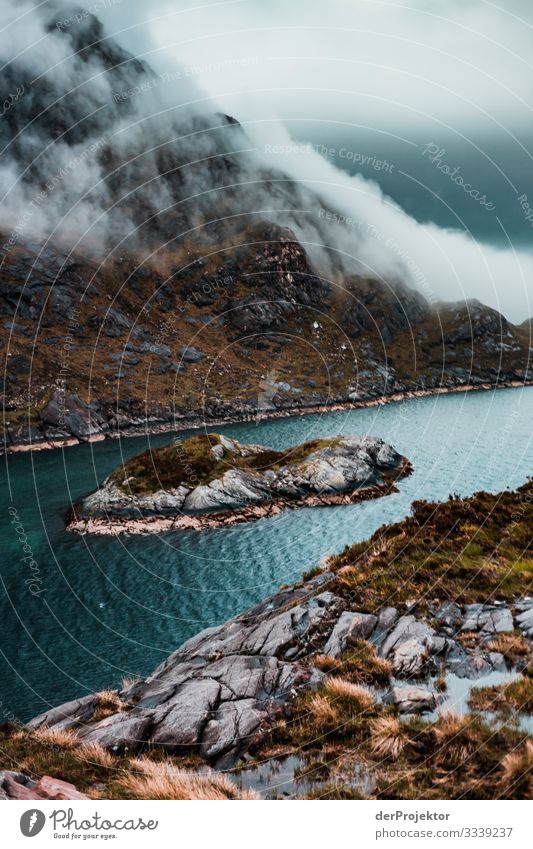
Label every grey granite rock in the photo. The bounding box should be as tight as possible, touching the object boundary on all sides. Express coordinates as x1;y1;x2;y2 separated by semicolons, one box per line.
149;679;221;748
434;602;462;629
374;607;399;636
323;611;377;656
462;604;513;634
27;694;99;731
29;585;329;763
80;713;153;753
178;346;205;363
447;648;507;678
72;434;408;526
200;699;263;760
380;616;438;677
40;391;106;440
516;607;533;638
383;686;437;713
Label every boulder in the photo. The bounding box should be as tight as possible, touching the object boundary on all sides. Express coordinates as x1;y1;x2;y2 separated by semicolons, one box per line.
27;693;99;730
434;602;462;629
462;604;513;634
0;771;88;800
178;346;205;363
380;616;438;677
447;648;507;678
516;606;533;638
40;391;105;440
323;611;377;657
383;686;437;714
482;608;514;634
375;607;399;634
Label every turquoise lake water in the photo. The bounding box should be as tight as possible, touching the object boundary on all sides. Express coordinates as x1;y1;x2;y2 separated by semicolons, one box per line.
1;386;532;722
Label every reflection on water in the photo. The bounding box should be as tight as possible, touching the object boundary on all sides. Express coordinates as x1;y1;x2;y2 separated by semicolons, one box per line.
233;752;376;799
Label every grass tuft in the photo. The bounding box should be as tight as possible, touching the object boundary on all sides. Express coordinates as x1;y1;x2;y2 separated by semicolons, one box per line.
369;716;408;760
499;741;533;798
118;758;259;800
487;632;531;665
469;676;533;715
323;677;375;709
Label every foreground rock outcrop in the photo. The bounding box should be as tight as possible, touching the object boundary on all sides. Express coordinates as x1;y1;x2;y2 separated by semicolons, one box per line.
26;572;533;766
5;483;531;798
28;575;339;765
67;433;411;533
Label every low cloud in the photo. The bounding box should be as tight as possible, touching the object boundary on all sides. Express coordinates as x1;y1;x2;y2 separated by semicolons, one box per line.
0;1;531;322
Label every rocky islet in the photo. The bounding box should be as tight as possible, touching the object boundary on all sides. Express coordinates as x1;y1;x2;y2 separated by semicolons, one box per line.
66;432;411;533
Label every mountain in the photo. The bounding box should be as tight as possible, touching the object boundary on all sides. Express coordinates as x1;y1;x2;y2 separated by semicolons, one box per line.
1;3;531;451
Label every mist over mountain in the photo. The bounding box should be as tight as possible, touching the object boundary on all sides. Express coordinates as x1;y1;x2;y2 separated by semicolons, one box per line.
0;0;531;321
0;0;366;281
0;1;531;452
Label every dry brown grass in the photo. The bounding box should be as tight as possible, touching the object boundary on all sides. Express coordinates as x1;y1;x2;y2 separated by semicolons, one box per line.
323;677;375;709
432;712;478;765
313;654;339;673
314;643;391;687
332;484;533;610
469;675;533;715
29;727;79;750
433;712;470;741
96;689;123;707
76;742;114;768
92;690;124;722
270;674;378;748
119;759;259;800
499;741;533;797
369;716;408;760
488;632;531;664
306;694;338;726
435;676;447;692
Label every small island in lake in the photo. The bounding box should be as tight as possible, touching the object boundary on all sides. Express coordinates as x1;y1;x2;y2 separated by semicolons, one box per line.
67;433;411;534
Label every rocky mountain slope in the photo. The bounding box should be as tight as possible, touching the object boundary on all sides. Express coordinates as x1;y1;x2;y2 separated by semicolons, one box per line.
3;222;531;452
1;4;532;452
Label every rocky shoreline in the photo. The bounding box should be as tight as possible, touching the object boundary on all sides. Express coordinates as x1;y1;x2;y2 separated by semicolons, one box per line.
24;567;533;769
1;483;531;799
4;379;532;456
